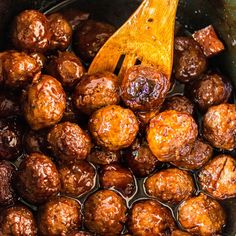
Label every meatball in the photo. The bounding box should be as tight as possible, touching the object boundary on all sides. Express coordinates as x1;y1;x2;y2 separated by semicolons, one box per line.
38;197;81;236
0;161;16;207
1;206;37;235
171;230;191;236
89;105;139;151
46;51;85;90
147;110;198;162
73;20;115;62
0;117;23;161
23;74;66;130
67;231;92;236
73;71;120;115
123;137;159;177
199;154;236;199
99;164;135;197
145;168;195;205
30;52;46;69
203;103;236;150
121;65;169;111
58;161;95;197
16;153;61;204
174;37;207;83
47;13;72;51
171;138;213;170
178;193;225;236
162;94;194;115
11;10;51;53
84;190;127;235
128;200;176;235
135;109;160;129
47;122;91;162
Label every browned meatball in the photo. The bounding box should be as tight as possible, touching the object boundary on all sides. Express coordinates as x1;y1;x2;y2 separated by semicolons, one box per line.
185;73;232;111
135;109;160;129
30;52;46;69
89;105;139;151
145;168;195;205
47;122;91;162
11;10;51;53
178;193;225;236
47;13;72;51
203;103;236;150
162;94;194;115
0;117;23;161
73;71;120;115
0;161;16;207
23;74;66;130
59;161;95;197
171;139;213;170
199;154;236;199
38;197;81;236
47;51;85;90
121;65;169;111
128;200;176;235
73;20;115;62
67;231;92;236
147;110;198;162
174;37;207;83
123;137;159;177
99;164;135;197
171;230;191;236
84;190;127;235
16;153;61;204
0;206;37;236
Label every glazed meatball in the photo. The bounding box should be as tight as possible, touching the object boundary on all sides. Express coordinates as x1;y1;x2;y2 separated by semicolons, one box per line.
99;164;135;197
145;168;195;205
38;197;81;236
30;52;46;69
46;51;85;89
89;105;139;151
0;161;16;206
171;230;191;236
73;20;115;62
47;13;72;51
123;137;159;177
0;117;23;161
73;71;120;115
174;37;207;82
203;103;236;150
59;161;95;197
128;200;176;236
121;65;169;111
199;154;236;199
47;122;91;162
171;138;213;170
178;193;225;236
185;73;232;111
67;231;92;236
162;94;194;115
16;153;61;204
23;74;66;130
147;110;198;162
11;10;51;53
84;190;127;235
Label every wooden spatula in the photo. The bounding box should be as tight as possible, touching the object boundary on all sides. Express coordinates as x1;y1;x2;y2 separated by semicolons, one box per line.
88;0;179;80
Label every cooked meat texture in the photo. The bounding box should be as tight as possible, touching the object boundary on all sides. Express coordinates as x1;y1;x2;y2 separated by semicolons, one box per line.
178;193;226;236
145;168;195;205
67;231;93;236
121;65;169;111
171;230;191;236
147;110;198;162
89;105;139;151
174;37;207;83
73;71;120;115
30;52;46;69
199;154;236;199
203;103;236;150
128;199;176;236
11;10;51;53
47;121;91;162
84;190;127;235
16;153;61;204
38;196;81;236
23;74;66;130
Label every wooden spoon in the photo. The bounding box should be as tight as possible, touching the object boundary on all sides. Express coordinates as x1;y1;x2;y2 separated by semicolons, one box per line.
88;0;179;81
